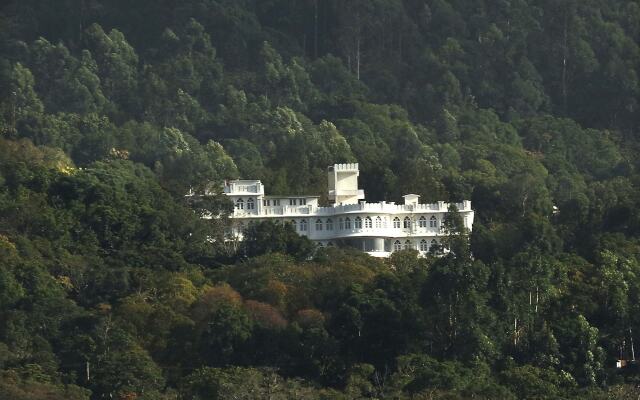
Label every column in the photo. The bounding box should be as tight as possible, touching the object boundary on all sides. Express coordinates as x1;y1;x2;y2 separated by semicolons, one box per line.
374;238;384;252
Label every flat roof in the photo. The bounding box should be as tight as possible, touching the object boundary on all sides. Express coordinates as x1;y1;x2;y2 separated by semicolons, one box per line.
264;195;321;198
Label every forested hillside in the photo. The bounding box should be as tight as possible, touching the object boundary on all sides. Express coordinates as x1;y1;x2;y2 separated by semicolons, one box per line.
1;1;640;398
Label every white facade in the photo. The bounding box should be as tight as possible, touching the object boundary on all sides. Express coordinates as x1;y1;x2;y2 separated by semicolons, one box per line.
223;163;474;257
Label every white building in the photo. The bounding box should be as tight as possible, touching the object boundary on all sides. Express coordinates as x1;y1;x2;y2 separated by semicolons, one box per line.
223;163;474;257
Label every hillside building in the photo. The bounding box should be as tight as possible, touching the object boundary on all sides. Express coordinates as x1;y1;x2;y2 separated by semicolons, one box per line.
223;163;474;257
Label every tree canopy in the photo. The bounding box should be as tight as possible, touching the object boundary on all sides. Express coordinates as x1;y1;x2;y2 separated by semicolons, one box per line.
1;0;640;398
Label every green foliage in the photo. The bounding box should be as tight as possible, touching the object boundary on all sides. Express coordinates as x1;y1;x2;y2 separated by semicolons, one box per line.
241;220;316;261
0;1;639;398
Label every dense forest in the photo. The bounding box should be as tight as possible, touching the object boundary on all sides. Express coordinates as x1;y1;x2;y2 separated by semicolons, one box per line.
1;0;640;398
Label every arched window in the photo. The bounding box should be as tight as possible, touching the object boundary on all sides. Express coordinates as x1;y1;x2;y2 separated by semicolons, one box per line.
420;239;428;251
300;219;308;231
365;216;372;229
247;198;255;210
375;216;382;228
345;217;352;229
339;218;344;230
393;217;401;228
355;216;362;229
393;240;402;251
290;220;297;230
429;216;437;228
235;198;244;210
404;240;412;250
315;219;323;231
419;216;427;228
326;219;333;230
404;217;411;229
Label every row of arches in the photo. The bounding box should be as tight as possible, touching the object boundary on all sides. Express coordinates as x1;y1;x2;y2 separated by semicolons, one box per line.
395;215;439;229
315;239;442;253
393;239;440;252
235;198;255;210
234;199;448;232
290;215;440;232
233;215;442;235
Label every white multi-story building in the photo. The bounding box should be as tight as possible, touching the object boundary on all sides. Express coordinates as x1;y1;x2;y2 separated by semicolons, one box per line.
223;163;474;257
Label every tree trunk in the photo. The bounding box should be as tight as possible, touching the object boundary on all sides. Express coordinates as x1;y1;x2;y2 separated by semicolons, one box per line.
314;0;318;58
356;36;360;80
561;9;568;114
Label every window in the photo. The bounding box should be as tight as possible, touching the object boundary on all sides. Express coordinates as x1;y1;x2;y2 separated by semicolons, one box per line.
300;198;306;205
365;216;372;229
404;240;412;250
273;199;280;206
290;220;297;230
235;198;244;210
375;216;382;228
393;217;401;228
339;218;344;230
429;216;437;228
247;198;255;210
289;198;297;206
315;219;323;231
345;217;352;229
420;239;428;251
300;219;307;231
404;217;411;229
393;240;402;251
419;216;427;228
355;216;362;229
326;219;333;230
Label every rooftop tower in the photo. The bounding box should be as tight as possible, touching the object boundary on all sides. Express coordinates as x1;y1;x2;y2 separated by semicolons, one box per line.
327;163;365;205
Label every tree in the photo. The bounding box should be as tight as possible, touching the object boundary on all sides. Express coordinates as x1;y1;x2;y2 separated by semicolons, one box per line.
241;220;315;261
84;24;139;118
3;63;43;134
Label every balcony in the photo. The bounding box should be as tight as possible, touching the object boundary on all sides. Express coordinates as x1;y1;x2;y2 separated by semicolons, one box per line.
231;200;473;218
224;180;264;195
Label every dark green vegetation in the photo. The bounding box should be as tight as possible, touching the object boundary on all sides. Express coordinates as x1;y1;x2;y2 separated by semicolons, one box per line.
1;0;640;398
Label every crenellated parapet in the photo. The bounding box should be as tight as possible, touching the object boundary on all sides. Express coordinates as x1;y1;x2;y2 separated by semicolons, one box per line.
329;163;359;172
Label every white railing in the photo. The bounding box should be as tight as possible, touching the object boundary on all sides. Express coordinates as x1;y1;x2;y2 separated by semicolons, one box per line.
224;181;263;195
233;200;472;217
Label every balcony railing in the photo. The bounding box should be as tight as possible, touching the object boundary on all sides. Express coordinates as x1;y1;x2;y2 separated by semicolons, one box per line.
233;200;471;217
